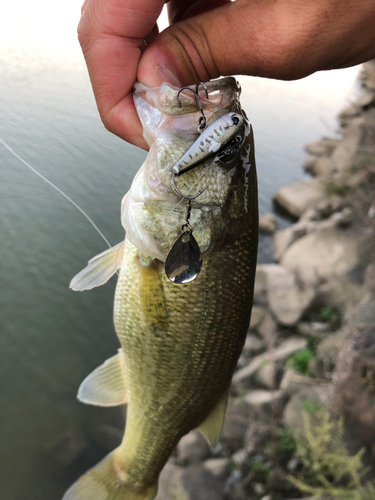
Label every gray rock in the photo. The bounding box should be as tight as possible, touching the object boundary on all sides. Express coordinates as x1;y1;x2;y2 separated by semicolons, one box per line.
347;169;371;189
306;156;335;176
253;483;266;495
244;422;270;455
257;311;277;343
243;333;266;355
356;90;375;108
361;60;375;91
305;138;339;157
317;196;345;217
280;368;330;397
287;457;300;472
364;263;375;293
310;328;349;379
233;337;307;384
334;317;375;454
259;213;278;234
299;207;321;222
332;207;353;228
224;472;247;500
267;466;294;493
231;448;248;466
331;117;364;171
315;275;363;314
283;384;334;436
255;360;276;389
261;264;316;326
303;155;318;173
169;464;224;500
273;224;308;261
249;305;266;331
339;105;360;125
347;292;375;328
253;266;267;305
273;179;326;219
203;458;231;479
359;108;375;147
244;390;285;415
177;431;210;465
281;227;363;287
155;463;181;500
296;321;331;339
221;398;251;450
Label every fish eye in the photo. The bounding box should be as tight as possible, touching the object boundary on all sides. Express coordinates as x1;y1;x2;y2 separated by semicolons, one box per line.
232;116;240;125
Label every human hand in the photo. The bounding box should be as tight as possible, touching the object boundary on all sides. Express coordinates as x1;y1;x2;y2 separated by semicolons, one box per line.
78;0;375;150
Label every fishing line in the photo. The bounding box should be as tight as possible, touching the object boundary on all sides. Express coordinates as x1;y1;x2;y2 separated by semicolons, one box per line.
0;138;112;248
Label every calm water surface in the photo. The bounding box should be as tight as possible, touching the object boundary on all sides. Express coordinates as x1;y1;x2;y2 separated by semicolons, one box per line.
0;4;361;498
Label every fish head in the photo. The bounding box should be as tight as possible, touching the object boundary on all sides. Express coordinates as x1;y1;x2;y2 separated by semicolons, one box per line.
123;79;256;262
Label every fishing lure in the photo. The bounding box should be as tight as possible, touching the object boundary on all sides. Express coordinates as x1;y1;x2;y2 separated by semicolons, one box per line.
165;83;244;284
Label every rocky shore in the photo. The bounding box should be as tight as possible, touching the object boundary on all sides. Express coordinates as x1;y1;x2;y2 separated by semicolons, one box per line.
48;62;375;499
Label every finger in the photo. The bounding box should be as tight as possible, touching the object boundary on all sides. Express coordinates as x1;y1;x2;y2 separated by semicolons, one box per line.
138;0;375;89
78;0;165;148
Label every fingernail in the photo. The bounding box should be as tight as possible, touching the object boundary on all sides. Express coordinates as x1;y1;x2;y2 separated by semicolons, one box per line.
156;64;181;87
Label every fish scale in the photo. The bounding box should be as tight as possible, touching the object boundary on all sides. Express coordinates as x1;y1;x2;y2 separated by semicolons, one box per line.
112;224;257;489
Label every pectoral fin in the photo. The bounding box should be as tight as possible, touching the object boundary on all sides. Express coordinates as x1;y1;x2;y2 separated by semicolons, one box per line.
78;349;128;406
196;391;228;446
139;258;167;329
70;241;124;291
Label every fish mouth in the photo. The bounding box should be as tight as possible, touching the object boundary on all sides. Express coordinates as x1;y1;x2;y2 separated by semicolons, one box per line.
133;77;243;146
133;77;241;115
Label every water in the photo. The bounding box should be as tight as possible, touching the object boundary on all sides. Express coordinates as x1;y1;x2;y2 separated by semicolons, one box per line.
0;3;361;498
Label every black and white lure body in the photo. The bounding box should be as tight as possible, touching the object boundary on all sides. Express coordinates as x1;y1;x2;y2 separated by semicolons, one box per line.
172;112;244;175
166;86;244;284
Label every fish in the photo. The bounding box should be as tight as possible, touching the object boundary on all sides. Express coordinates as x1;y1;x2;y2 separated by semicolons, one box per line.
64;76;258;500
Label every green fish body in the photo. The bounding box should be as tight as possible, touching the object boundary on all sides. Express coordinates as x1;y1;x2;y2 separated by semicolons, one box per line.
65;77;258;500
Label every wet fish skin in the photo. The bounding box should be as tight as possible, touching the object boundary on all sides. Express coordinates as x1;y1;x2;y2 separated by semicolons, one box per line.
64;77;258;500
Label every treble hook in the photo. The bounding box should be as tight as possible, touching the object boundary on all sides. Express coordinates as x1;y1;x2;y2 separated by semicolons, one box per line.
172;171;207;201
177;82;209;133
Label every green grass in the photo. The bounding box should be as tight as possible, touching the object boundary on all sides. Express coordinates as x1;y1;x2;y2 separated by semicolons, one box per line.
250;459;270;479
288;411;375;499
287;348;315;375
302;399;323;415
277;429;297;453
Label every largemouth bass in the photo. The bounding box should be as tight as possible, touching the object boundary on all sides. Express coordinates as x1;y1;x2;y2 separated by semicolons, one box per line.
65;77;258;500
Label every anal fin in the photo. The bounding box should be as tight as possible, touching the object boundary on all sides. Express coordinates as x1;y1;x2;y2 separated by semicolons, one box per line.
70;241;124;291
78;349;128;407
196;391;228;446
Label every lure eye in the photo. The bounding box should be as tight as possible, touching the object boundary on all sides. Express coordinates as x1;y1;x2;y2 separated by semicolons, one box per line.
232;116;240;125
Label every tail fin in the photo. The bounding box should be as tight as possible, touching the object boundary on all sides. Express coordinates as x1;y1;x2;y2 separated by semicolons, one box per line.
63;450;157;500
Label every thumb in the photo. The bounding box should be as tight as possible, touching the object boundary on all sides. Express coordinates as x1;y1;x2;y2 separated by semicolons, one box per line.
137;2;271;88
